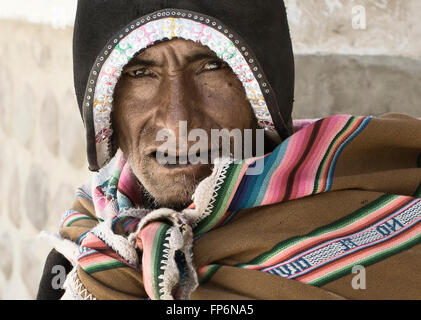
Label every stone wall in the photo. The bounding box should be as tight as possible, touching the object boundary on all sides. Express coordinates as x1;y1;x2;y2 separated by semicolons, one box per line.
293;54;421;119
284;0;421;58
0;1;420;299
285;0;421;119
0;21;89;299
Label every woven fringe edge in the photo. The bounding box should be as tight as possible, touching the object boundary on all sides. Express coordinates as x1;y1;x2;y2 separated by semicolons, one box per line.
91;219;139;267
158;226;198;300
184;157;232;227
127;208;179;248
61;267;96;300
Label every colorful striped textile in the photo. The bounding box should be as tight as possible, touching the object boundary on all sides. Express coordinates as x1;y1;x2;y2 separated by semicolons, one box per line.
194;115;371;235
243;195;421;286
197;194;421;287
52;114;421;300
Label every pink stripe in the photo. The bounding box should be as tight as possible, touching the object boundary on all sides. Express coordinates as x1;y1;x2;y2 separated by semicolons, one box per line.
290;117;334;199
139;222;162;300
197;265;212;279
76;190;90;199
79;251;123;266
79;254;113;266
93;187;108;211
262;125;314;205
293;119;319;132
118;161;143;206
80;233;110;250
292;117;350;199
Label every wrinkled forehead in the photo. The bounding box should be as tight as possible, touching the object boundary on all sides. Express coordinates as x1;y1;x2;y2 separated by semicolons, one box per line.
123;38;221;69
137;38;218;56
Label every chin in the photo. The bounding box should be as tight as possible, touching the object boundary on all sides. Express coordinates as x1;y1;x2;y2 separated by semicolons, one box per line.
151;190;194;209
130;155;213;210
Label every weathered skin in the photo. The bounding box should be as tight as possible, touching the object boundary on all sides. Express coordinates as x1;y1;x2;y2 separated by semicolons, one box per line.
113;39;262;209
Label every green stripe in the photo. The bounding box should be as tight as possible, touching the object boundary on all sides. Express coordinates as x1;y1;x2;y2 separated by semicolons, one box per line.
212;165;241;213
84;260;127;274
313;117;356;194
237;194;397;268
199;265;222;285
65;216;97;227
105;166;122;195
200;195;420;286
309;230;421;287
150;224;171;300
194;164;244;235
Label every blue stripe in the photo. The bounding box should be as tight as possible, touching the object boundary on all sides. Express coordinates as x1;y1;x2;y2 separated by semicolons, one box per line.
250;138;291;207
77;231;89;245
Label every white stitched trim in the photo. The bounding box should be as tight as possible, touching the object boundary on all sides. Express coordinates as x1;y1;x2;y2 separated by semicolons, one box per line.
164;227;198;300
91;218;139;267
61;267;96;300
126;208;199;300
183;157;232;227
153;217;198;300
127;208;179;248
158;228;178;300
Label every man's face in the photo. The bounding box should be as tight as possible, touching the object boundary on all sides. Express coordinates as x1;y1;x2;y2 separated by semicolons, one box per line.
113;39;259;208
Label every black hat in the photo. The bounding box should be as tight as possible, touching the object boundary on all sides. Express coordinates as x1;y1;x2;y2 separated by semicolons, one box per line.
73;0;295;171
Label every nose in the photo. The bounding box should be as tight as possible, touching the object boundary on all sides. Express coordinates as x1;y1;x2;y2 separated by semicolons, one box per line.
154;73;204;140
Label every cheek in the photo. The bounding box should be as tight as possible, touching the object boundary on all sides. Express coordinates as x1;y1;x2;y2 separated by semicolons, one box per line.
113;81;157;153
196;74;254;128
117;79;157;112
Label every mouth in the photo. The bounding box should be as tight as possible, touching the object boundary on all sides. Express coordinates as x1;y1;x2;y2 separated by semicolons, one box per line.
148;149;224;169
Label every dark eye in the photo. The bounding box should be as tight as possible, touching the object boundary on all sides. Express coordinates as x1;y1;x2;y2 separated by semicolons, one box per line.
203;60;226;71
125;67;154;78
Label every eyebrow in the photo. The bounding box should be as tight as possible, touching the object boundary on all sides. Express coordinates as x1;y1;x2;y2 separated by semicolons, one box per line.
124;51;220;69
124;56;161;69
184;52;220;64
